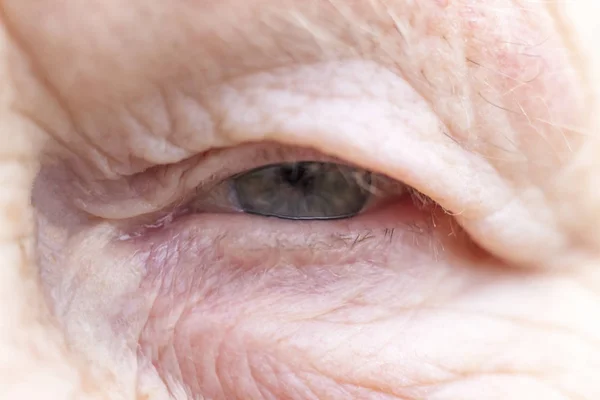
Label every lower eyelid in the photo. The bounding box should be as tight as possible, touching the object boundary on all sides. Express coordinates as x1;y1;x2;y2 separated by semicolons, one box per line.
128;199;441;263
115;176;456;271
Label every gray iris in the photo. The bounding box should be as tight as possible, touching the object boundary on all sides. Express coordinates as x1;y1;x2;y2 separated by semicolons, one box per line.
233;162;371;220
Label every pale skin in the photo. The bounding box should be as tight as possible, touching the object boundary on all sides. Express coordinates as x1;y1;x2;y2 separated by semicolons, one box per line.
1;1;600;399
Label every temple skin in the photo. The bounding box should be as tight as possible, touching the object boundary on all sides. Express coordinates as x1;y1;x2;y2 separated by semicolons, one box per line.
1;0;600;399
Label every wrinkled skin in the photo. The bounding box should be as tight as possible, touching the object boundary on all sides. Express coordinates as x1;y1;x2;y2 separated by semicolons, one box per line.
1;1;600;399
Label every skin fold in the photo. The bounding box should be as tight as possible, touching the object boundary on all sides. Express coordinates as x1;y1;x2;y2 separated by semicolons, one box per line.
1;0;600;399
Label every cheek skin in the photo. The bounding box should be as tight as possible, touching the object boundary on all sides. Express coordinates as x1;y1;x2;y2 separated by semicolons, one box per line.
91;203;599;400
35;174;600;400
108;205;483;398
38;215;600;400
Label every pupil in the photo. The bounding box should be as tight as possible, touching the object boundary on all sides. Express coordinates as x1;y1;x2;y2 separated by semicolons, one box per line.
281;163;312;188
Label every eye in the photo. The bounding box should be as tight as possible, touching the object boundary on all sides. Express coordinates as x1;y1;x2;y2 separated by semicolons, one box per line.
233;162;372;220
119;144;411;225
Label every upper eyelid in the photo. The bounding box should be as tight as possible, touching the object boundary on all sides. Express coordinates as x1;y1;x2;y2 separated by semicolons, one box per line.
66;141;407;221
